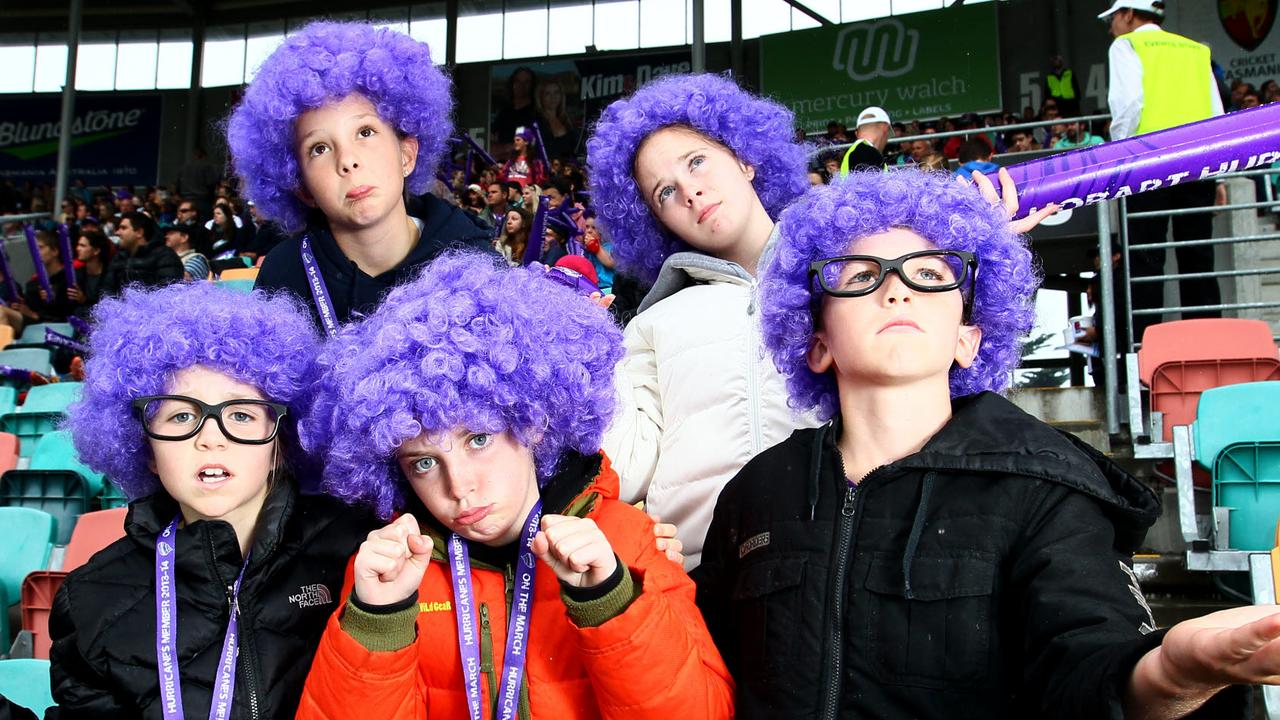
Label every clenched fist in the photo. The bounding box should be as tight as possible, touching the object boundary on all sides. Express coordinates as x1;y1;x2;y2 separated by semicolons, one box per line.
353;513;435;606
531;514;619;589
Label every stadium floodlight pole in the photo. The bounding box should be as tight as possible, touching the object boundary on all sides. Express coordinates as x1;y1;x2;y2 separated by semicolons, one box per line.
52;0;83;225
692;0;705;73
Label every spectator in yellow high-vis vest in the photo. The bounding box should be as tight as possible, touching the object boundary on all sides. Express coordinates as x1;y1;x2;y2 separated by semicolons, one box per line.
1101;0;1225;345
1046;55;1082;118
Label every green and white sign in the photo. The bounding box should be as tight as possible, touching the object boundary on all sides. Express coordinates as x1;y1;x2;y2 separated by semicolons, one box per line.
761;4;1002;131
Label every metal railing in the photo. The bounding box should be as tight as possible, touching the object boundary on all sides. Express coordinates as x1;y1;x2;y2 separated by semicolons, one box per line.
1119;166;1280;355
809;113;1112;156
0;213;54;224
1091;166;1280;435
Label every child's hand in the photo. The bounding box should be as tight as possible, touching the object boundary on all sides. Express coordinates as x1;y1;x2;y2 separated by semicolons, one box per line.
966;167;1060;236
531;514;619;589
588;291;615;310
68;286;85;303
1152;605;1280;691
353;513;434;607
651;515;684;565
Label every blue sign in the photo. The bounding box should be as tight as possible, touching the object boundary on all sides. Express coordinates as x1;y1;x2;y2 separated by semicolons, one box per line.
0;93;162;186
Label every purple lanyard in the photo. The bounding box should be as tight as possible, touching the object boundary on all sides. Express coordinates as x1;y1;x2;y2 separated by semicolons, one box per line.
450;500;542;720
155;516;251;720
299;236;339;338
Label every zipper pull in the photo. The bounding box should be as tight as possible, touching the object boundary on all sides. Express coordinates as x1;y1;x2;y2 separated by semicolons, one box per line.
841;486;856;517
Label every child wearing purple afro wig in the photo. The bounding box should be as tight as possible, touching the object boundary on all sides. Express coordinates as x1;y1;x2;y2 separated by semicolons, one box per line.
693;170;1274;719
226;21;492;333
49;282;373;718
295;251;732;720
587;74;1052;570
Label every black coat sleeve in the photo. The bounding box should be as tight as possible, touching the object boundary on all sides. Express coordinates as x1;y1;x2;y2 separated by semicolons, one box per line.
1012;485;1248;719
47;582;128;718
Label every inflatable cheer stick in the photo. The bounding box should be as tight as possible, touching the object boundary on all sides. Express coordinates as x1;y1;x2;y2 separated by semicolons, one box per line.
58;224;78;288
1002;102;1280;219
24;225;55;301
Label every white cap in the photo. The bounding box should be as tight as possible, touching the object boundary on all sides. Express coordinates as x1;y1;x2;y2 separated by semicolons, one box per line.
855;106;891;128
1097;0;1164;20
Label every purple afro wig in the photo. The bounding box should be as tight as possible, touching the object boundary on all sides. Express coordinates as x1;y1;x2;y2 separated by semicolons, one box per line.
301;251;623;519
586;73;810;283
65;283;321;500
761;170;1040;420
226;21;453;232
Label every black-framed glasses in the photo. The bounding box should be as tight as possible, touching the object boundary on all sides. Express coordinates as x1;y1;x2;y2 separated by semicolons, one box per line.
809;249;978;299
132;396;287;444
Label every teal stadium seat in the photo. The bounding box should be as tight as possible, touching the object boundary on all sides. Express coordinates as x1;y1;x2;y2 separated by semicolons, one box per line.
216;278;255;294
16;323;73;346
1194;381;1280;551
0;659;54;716
0;382;82;458
0;387;17;418
97;480;128;510
0;433;99;545
0;508;55;649
0;349;53;389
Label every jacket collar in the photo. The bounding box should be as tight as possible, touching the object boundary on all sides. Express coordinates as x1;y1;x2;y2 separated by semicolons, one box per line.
813;392;1159;549
304;194;492;286
126;475;297;566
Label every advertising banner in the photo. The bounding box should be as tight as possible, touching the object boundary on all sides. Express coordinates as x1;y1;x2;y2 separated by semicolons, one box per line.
1166;0;1280;86
761;4;1002;131
0;93;162;186
489;51;692;160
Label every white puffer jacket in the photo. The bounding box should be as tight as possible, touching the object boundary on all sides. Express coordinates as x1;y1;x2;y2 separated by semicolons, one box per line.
603;248;819;569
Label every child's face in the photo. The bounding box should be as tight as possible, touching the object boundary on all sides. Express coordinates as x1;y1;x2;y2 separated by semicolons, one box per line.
146;366;278;532
808;228;982;388
397;429;540;547
505;211;523;235
294;93;419;232
632;126;760;258
522;186;538;207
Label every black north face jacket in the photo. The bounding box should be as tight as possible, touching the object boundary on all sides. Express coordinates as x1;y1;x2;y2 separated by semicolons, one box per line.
48;480;375;719
694;392;1246;720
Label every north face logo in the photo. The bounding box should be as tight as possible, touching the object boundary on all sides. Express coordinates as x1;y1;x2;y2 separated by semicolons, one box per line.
288;583;333;609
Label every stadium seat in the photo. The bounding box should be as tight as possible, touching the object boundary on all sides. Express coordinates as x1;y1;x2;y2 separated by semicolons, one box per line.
0;658;54;716
0;349;53;388
219;266;260;281
61;506;126;573
0;433;19;476
0;382;82;458
0;388;17;419
16;324;73;346
1194;382;1280;552
0;451;94;545
97;480;128;510
1138;319;1280;442
216;278;255;294
18;507;125;659
0;508;55;649
19;573;60;661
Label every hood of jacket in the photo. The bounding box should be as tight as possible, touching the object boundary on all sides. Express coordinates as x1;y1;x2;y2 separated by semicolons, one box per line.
636;223;782;313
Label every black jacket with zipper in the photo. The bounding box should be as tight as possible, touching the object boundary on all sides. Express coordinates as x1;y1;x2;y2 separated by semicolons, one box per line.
253;193;494;330
47;480;376;719
693;391;1246;720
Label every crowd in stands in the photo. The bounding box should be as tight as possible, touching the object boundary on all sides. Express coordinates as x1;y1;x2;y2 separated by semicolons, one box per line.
1;68;1278;333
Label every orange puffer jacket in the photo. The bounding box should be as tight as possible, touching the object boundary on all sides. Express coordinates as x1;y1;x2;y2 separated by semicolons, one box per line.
296;453;734;720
